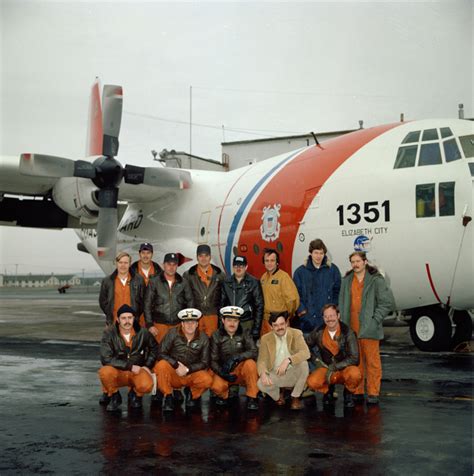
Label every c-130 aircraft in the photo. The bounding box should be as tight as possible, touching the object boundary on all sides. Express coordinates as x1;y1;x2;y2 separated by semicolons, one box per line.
1;79;472;353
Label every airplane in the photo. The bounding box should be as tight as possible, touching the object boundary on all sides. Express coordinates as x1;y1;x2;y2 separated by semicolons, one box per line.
0;80;472;353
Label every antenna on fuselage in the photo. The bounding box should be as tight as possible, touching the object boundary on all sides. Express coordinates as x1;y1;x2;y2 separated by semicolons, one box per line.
458;104;464;119
310;132;320;146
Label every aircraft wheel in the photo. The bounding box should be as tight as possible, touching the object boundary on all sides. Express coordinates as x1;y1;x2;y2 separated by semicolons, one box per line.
409;307;452;352
452;310;473;347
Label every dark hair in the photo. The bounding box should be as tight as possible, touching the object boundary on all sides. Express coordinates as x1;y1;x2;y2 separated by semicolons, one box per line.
309;238;327;254
262;248;280;264
346;251;378;276
268;310;288;325
321;303;339;315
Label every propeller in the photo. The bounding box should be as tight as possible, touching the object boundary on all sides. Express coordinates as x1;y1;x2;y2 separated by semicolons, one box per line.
19;83;192;262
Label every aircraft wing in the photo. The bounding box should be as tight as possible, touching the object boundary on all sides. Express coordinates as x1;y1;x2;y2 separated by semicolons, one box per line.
0;155;58;196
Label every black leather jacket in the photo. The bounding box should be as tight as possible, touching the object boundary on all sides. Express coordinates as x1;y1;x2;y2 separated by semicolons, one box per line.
130;260;163;280
221;273;264;337
144;272;194;327
99;269;145;325
183;264;225;315
159;326;209;374
305;321;359;370
210;326;257;376
100;321;160;371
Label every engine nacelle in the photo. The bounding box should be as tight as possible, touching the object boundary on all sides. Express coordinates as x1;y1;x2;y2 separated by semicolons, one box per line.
52;177;99;224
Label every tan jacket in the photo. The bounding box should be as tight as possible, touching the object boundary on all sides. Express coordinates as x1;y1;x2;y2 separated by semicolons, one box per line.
257;327;310;376
260;268;300;321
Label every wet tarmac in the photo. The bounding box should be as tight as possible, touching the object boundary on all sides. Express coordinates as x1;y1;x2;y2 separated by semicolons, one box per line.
0;289;472;475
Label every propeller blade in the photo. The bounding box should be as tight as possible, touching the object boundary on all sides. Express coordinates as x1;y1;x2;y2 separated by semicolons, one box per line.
74;160;96;179
124;165;192;189
102;85;123;157
96;188;119;261
20;153;75;178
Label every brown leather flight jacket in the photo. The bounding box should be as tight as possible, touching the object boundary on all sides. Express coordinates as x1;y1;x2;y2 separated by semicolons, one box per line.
100;321;160;371
183;264;225;316
159;326;209;374
99;269;145;325
305;321;359;370
144;272;194;327
210;325;258;376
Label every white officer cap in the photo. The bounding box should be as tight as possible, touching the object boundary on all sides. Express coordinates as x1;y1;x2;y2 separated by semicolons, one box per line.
177;308;202;321
220;306;244;319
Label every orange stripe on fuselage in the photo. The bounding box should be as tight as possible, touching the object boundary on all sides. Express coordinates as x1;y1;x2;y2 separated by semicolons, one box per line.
238;123;401;276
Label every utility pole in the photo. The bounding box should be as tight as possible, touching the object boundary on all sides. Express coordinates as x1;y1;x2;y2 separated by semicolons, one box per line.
189;85;193;168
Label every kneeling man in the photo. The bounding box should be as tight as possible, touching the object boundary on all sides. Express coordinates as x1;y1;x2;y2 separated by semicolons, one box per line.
257;311;310;410
306;304;361;408
153;308;212;411
210;306;259;410
98;304;159;412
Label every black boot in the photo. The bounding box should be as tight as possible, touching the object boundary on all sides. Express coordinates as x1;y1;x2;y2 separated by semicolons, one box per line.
367;395;379;405
173;389;184;402
215;397;227;406
353;394;365;404
343;389;355;408
163;394;175;412
323;392;335;407
184;387;200;408
99;392;110;406
128;390;143;409
106;391;122;412
151;390;163;406
247;397;259;411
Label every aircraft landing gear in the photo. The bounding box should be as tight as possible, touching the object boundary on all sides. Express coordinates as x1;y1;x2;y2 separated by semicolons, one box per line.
452;310;473;348
409;306;473;351
409;306;452;352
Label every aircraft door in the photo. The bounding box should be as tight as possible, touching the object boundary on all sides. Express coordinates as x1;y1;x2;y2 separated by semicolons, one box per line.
197;211;211;244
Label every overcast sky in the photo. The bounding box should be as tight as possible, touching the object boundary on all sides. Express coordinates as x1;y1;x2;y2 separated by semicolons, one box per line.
1;0;472;275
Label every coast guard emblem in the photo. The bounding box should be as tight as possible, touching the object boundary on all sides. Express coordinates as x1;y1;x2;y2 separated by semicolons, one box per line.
260;204;281;242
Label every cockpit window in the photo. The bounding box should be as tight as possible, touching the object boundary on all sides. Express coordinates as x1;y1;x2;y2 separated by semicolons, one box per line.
443;138;462;163
416;184;435;218
439;182;455;216
440;127;453;138
459;134;474;158
418;143;442;166
402;131;421;144
394;145;417;168
422;129;438;141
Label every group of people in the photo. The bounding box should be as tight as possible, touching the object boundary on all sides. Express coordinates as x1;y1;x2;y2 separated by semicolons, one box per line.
98;239;395;413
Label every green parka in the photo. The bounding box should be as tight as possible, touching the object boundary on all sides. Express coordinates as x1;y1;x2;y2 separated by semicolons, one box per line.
339;270;395;340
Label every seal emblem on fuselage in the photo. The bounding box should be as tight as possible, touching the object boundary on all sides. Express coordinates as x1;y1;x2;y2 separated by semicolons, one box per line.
260;204;281;242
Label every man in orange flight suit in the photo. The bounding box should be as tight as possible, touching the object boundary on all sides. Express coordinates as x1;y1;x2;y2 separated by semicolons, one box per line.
99;251;145;326
183;244;225;337
210;306;259;410
153;308;212;411
305;304;361;408
130;242;162;327
98;304;160;411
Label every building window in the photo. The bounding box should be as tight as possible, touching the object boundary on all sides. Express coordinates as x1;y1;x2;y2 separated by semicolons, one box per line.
439;182;455;216
443;138;462;163
419;143;442;166
416;183;435;218
394;145;417;168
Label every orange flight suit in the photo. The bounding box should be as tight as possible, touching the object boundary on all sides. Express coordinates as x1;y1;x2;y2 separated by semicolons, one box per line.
211;359;259;399
307;325;361;393
350;276;382;396
112;274;132;323
153;360;212;399
196;266;218;337
137;263;156;327
98;329;154;396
